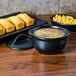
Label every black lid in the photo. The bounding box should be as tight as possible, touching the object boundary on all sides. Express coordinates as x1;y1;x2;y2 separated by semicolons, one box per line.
6;34;33;50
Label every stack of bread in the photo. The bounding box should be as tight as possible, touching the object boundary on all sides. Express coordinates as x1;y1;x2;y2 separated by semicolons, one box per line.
0;13;35;36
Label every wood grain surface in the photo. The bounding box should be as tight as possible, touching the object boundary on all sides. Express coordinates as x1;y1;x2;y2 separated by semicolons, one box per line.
0;13;76;76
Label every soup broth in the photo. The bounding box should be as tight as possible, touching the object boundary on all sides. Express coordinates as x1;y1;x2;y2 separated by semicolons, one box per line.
34;28;64;38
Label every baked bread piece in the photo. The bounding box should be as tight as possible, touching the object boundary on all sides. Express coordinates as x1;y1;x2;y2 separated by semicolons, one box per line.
0;25;5;35
0;19;15;33
7;16;25;30
17;13;35;27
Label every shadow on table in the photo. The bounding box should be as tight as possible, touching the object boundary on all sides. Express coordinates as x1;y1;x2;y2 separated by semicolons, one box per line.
31;51;68;66
30;51;69;74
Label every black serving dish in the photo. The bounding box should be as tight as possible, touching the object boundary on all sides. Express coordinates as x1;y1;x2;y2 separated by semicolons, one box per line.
50;15;76;32
0;12;48;42
29;25;70;55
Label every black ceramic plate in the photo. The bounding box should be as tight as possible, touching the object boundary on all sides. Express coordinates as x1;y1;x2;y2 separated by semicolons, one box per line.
50;15;76;32
0;12;48;40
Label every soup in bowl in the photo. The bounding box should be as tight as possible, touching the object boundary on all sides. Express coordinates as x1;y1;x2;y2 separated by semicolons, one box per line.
29;25;70;55
34;28;64;38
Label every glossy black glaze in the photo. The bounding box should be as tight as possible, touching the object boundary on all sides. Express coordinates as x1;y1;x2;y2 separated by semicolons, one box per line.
50;15;76;32
29;25;70;55
6;34;33;50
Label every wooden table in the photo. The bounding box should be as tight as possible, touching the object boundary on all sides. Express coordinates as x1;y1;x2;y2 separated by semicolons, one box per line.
0;13;76;76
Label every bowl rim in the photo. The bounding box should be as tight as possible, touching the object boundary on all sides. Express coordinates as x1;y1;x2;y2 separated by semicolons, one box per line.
29;25;70;40
50;14;76;26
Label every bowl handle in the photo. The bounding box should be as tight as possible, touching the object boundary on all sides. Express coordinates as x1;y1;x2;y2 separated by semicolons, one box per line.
11;34;29;45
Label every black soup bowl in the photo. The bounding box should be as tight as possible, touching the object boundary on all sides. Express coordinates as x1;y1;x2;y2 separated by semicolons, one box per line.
29;25;70;55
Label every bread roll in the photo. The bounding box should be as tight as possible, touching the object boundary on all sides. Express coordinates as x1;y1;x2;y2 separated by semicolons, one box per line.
0;19;15;33
0;25;5;35
17;13;35;27
7;16;25;30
